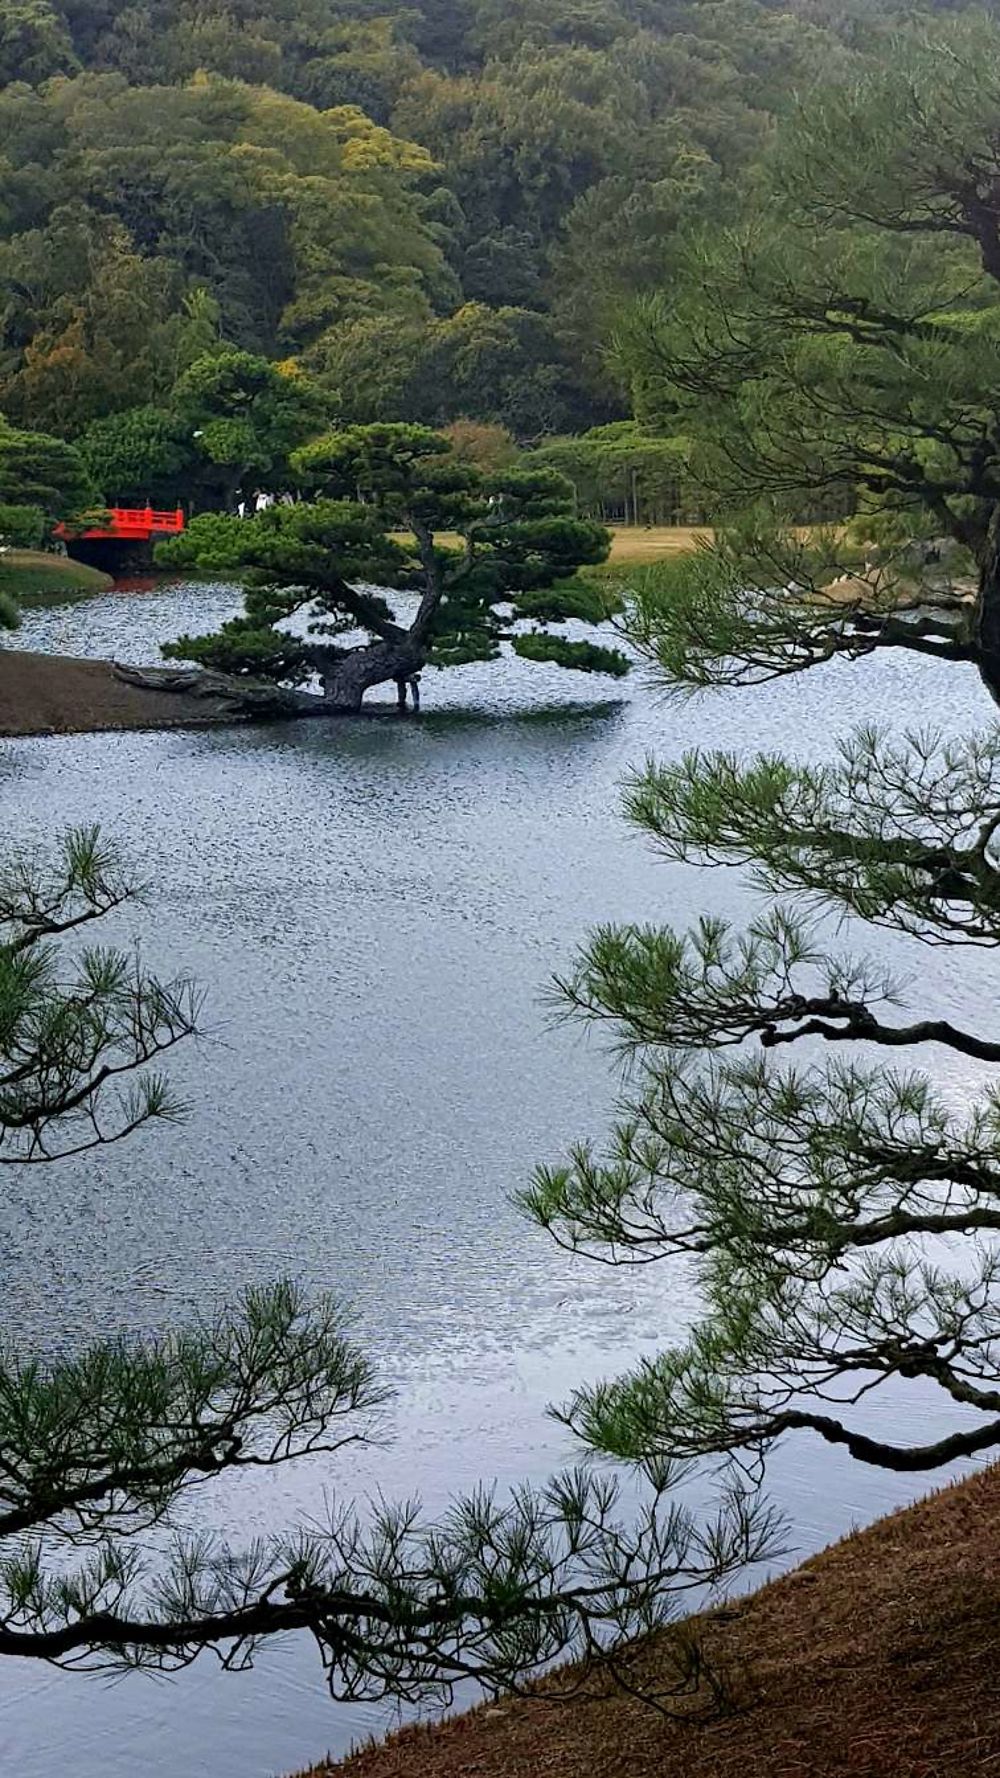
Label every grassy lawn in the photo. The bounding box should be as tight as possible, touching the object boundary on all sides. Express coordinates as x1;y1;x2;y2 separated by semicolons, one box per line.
606;524;710;563
391;525;709;564
0;549;113;602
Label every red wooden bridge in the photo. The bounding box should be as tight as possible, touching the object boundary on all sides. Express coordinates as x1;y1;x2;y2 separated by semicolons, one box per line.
55;506;186;543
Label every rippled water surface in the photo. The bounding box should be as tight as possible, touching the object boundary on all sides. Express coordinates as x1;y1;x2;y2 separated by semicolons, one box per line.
2;582;997;1777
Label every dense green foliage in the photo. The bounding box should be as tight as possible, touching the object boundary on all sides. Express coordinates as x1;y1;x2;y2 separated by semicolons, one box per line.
0;419;94;516
0;0;970;447
528;15;1000;1480
160;421;628;706
526;424;693;524
0;416;97;622
0;78;446;433
0;504;48;548
78;349;328;507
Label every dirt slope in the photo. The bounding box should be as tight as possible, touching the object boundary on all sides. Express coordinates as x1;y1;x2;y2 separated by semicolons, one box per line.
301;1462;1000;1778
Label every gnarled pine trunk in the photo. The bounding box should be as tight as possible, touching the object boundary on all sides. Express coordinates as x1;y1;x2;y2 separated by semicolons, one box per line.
319;638;425;712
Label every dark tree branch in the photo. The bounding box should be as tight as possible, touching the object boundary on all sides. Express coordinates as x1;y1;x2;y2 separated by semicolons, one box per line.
758;996;1000;1060
755;1408;1000;1471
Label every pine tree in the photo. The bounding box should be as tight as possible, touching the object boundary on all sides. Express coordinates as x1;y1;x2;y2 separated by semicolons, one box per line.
159;423;629;711
525;18;1000;1477
0;826;769;1692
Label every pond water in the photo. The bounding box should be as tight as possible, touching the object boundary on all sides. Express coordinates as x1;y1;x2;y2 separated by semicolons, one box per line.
1;580;997;1778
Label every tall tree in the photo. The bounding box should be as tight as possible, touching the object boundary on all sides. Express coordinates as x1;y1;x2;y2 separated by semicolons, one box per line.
526;18;1000;1478
0;416;92;624
0;418;95;518
78;405;194;506
76;338;315;507
0;0;77;83
0;825;770;1686
158;422;628;710
0;414;94;620
0;207;186;437
171;348;328;507
526;424;691;525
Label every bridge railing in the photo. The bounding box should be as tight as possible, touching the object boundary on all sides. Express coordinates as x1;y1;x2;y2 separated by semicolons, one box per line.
107;507;186;534
54;507;186;541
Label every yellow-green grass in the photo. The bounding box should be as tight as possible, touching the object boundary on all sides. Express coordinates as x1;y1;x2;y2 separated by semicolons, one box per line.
604;524;825;564
389;525;711;564
0;550;113;602
606;524;711;563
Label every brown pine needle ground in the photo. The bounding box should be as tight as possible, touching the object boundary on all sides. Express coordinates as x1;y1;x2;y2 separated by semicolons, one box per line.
299;1463;1000;1778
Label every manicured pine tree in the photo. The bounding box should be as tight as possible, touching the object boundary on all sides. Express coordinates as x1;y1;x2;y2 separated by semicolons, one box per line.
160;423;629;710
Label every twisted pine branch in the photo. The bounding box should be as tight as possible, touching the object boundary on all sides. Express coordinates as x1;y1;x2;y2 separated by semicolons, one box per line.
757;997;1000;1060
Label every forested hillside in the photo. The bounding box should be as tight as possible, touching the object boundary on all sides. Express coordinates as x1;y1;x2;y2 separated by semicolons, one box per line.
0;0;976;445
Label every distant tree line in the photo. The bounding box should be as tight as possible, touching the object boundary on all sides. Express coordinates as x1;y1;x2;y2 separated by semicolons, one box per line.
0;0;984;446
525;426;695;526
